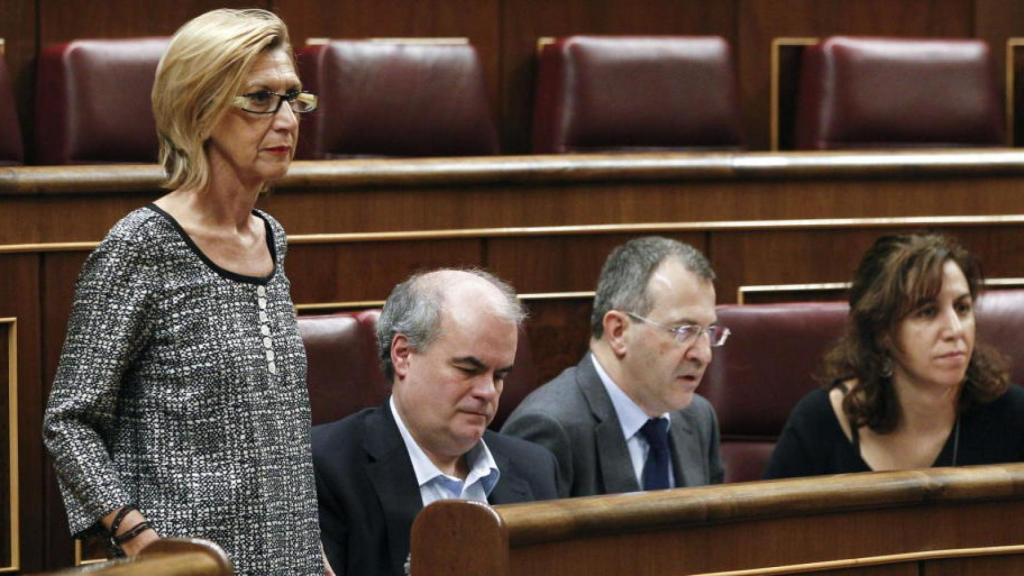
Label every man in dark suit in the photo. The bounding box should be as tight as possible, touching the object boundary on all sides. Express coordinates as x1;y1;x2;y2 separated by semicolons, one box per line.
313;269;559;576
503;237;726;497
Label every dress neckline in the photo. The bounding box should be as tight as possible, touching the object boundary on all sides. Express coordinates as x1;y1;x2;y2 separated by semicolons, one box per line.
145;203;278;286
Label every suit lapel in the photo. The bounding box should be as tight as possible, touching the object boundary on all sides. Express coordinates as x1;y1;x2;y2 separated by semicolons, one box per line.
364;404;423;576
486;433;532;504
669;410;702;487
577;356;641;494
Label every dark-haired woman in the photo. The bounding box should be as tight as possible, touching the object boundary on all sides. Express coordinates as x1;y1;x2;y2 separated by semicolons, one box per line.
764;234;1024;479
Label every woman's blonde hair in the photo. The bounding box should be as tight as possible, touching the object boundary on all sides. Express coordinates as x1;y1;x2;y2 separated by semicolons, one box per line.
152;9;292;192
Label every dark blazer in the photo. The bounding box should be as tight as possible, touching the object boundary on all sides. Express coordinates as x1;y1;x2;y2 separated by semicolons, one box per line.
312;401;560;576
502;354;724;497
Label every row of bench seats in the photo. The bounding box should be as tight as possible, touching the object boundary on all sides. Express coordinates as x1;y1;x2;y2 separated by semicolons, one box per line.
0;35;1008;165
298;289;1024;484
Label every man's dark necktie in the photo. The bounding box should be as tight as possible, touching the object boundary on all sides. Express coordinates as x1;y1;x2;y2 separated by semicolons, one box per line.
639;417;671;490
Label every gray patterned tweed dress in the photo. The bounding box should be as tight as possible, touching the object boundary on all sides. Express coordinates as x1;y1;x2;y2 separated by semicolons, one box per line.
43;205;321;574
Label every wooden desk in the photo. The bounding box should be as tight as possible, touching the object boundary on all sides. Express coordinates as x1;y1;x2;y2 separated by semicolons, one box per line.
412;464;1024;576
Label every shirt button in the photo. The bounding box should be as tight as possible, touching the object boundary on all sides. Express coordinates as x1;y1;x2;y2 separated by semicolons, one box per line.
263;337;273;348
268;362;277;374
260;325;271;336
266;350;275;361
258;297;267;310
257;286;266;297
259;311;269;323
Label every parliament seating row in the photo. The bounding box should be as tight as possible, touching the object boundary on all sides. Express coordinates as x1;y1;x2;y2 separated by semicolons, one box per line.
5;34;1008;165
299;288;1024;484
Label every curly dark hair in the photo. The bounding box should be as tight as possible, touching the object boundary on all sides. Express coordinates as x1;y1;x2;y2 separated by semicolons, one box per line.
821;234;1009;433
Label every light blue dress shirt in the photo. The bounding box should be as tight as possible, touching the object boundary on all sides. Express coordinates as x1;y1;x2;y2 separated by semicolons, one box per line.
389;396;501;507
591;353;675;488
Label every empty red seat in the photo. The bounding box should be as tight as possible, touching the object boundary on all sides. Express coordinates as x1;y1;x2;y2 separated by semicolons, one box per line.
0;52;23;165
299;310;389;426
297;39;499;158
703;302;848;483
531;35;743;154
795;36;1005;150
35;37;168;164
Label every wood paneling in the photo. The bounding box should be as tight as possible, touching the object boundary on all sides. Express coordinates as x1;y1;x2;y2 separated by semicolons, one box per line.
37;0;268;42
287;240;484;304
500;0;736;152
712;225;1024;303
0;254;40;571
923;554;1024;575
487;233;707;293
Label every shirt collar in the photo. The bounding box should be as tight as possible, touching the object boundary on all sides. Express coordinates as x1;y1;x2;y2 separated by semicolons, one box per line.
590;353;671;441
389;395;501;495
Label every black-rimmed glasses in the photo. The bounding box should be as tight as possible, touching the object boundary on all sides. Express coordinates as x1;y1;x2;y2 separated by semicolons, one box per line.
626;312;730;347
232;89;318;115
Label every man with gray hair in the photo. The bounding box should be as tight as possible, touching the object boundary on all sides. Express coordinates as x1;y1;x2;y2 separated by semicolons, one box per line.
503;236;726;497
313;268;559;576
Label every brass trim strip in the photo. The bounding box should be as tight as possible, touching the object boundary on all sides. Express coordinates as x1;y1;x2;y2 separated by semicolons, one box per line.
295;291;596;313
1006;39;1024;146
0;241;97;254
536;36;555;56
984;277;1024;287
736;277;1024;304
0;39;5;58
691;544;1024;576
770;37;818;151
295;300;385;312
306;37;469;46
6;214;1024;255
72;538;106;566
369;37;468;45
737;282;849;304
0;318;18;572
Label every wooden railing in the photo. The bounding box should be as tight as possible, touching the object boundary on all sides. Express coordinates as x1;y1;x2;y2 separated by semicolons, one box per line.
411;464;1024;576
35;539;232;576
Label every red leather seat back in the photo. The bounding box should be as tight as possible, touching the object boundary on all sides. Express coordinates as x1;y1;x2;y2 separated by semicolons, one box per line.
0;56;23;165
703;302;849;482
297;40;499;159
35;38;168;164
532;35;743;154
795;36;1005;150
976;289;1024;386
299;310;389;426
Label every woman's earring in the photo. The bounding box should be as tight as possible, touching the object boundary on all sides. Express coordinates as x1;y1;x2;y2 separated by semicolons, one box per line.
881;356;894;378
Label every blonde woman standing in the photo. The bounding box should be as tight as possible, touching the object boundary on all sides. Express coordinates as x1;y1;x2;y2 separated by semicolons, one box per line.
44;9;324;573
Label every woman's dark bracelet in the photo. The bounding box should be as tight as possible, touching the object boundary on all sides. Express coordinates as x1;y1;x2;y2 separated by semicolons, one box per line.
108;506;137;538
113;520;152;545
